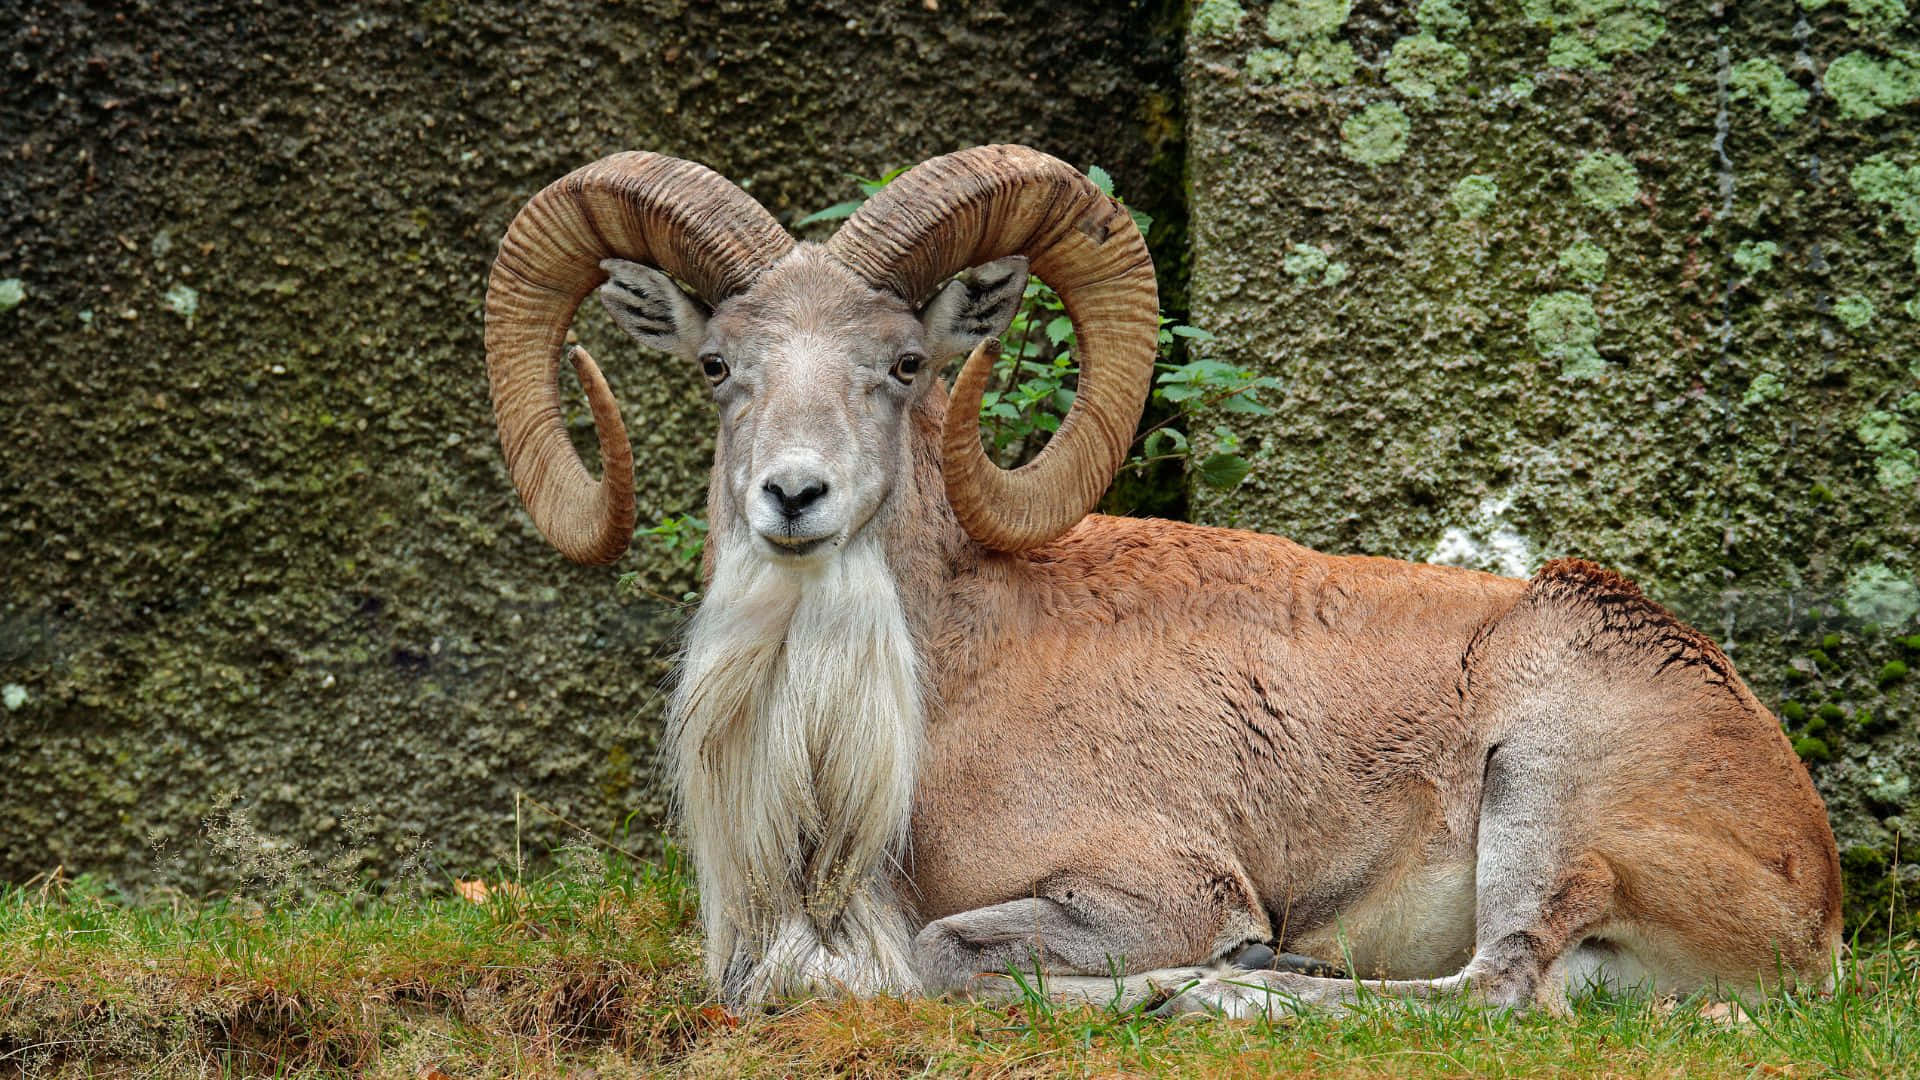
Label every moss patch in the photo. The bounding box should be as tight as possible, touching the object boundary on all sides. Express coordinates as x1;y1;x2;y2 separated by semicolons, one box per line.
1558;241;1609;283
1743;372;1787;406
1856;411;1919;490
1264;0;1350;43
1849;154;1920;235
1450;174;1499;218
161;283;199;321
1528;291;1605;377
1730;58;1811;126
1340;102;1411;166
1247;38;1358;88
1522;0;1666;71
1192;0;1248;39
1734;239;1781;274
1845;565;1920;627
1835;294;1876;330
1801;0;1914;32
1282;244;1350;287
1824;51;1920;122
1246;1;1356;89
1385;34;1470;102
1416;0;1471;36
1571;151;1640;211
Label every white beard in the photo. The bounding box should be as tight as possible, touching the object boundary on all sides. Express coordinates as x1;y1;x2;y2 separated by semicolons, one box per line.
667;531;924;1004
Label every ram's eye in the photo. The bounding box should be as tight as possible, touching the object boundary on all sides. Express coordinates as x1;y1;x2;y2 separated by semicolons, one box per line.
699;354;729;385
890;352;925;384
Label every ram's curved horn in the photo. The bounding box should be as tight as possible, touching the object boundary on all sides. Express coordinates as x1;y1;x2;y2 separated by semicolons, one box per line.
486;153;794;564
825;145;1157;552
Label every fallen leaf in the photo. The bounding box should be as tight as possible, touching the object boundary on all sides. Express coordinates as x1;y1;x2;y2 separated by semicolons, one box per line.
697;1004;740;1031
1701;1001;1750;1026
453;879;526;904
416;1066;455;1080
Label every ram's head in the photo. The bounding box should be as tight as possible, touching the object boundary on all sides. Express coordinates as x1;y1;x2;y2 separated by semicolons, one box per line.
484;146;1158;565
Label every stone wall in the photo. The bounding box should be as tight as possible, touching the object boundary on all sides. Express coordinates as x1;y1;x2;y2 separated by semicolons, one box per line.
0;0;1181;891
5;0;1915;931
1185;0;1920;930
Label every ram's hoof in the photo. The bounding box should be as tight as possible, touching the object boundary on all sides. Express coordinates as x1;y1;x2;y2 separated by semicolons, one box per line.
1228;942;1348;979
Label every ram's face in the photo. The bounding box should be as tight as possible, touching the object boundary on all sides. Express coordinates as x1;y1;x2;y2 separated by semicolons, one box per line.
598;246;1026;565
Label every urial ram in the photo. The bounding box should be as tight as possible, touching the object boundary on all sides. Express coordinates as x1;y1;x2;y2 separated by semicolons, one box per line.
484;145;1840;1017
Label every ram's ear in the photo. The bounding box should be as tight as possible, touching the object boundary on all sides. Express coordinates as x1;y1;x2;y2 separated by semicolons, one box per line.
597;259;710;358
919;256;1029;360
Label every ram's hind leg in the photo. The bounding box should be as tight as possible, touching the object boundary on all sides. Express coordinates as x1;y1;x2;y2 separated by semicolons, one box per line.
1158;737;1617;1018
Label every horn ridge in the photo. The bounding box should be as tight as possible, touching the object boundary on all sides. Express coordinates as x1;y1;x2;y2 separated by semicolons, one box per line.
828;144;1158;552
485;152;793;565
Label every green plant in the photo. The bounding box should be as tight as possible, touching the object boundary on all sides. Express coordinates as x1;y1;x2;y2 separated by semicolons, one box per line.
617;515;707;603
639;514;707;566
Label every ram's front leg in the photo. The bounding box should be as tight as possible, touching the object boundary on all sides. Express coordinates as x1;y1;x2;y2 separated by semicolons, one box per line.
724;888;924;1006
913;841;1273;1007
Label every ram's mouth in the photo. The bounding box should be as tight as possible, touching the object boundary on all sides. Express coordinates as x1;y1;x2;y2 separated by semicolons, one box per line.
760;532;831;559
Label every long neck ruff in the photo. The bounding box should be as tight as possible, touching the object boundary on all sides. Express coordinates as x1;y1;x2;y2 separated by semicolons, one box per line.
668;530;924;1002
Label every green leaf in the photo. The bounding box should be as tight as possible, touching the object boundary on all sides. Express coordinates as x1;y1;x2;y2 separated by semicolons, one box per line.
1129;207;1153;238
1159;359;1239;385
1143;428;1189;458
639;514;708;564
794;201;864;227
1197;453;1251;491
1218;394;1273;415
1169;325;1214;340
856;165;911;197
1045;316;1074;345
1086;164;1114;196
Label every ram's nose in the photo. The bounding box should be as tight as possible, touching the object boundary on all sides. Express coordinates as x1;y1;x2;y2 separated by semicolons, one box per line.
762;473;829;520
750;453;839;547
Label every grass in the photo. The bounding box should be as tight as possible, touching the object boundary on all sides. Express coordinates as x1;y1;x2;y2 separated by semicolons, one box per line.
2;854;1917;1078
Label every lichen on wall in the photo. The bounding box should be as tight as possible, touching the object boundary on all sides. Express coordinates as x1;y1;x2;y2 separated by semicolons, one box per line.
1522;0;1667;71
1189;0;1920;933
1341;102;1412;165
1730;57;1811;125
1450;174;1499;218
